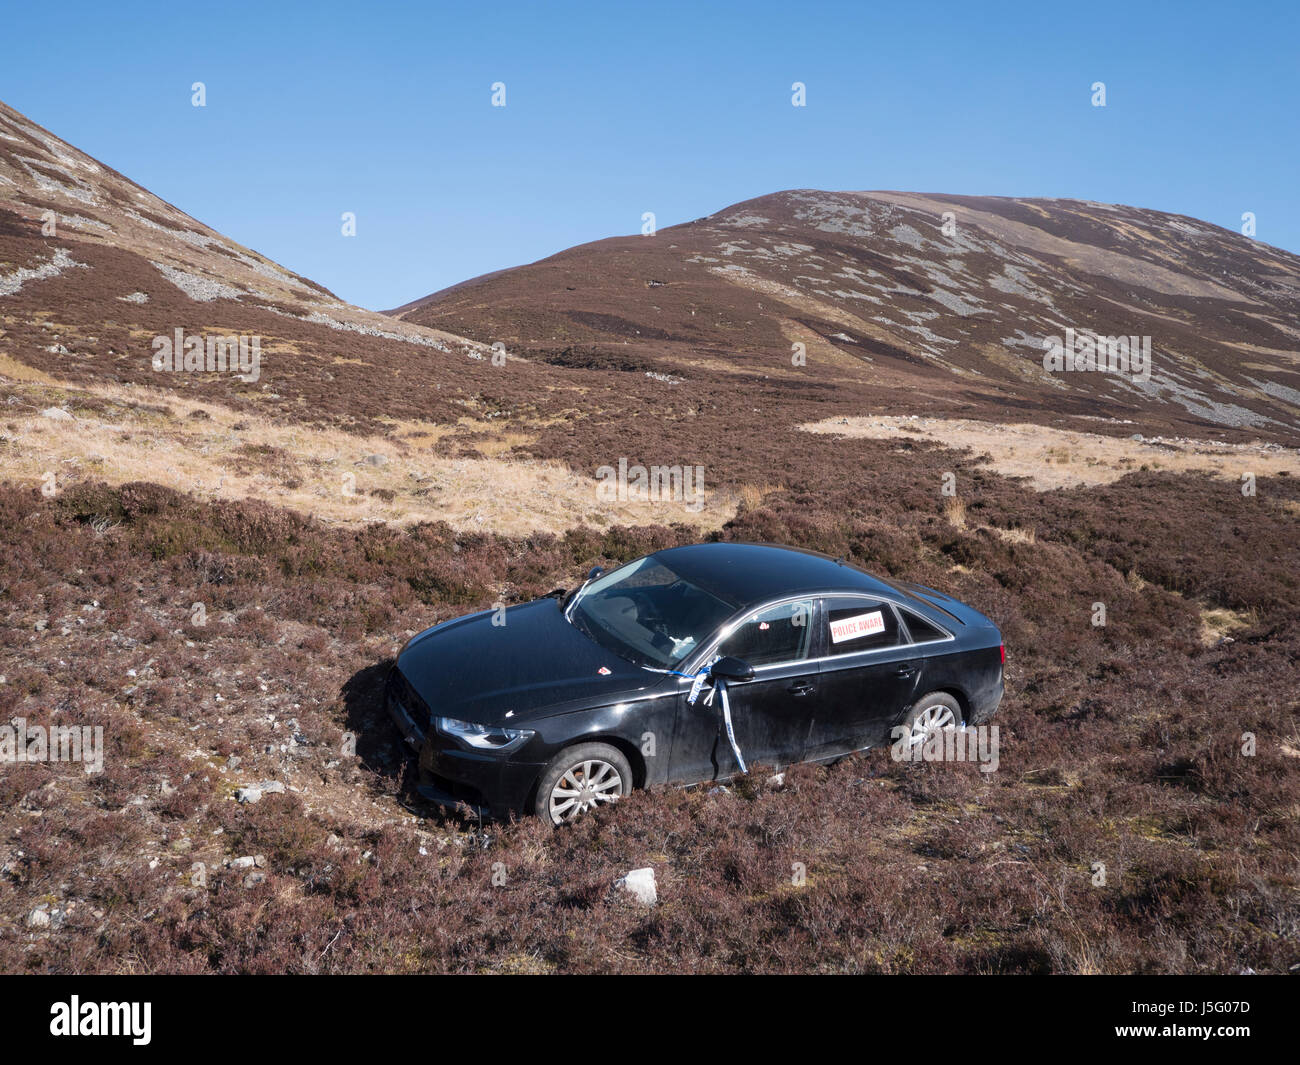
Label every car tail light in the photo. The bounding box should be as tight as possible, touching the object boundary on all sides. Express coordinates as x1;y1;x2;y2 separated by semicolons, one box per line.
999;643;1005;664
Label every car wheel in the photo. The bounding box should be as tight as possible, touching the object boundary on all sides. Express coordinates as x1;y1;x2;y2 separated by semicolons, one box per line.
902;691;962;749
534;743;633;826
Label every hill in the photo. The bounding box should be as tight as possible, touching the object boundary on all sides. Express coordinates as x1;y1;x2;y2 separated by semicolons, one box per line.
396;188;1300;443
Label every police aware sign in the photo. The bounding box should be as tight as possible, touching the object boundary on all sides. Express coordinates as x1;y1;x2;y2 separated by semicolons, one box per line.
830;609;884;644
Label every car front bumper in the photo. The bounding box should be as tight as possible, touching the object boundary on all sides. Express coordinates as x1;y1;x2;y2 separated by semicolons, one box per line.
386;667;429;750
387;667;544;819
417;735;545;820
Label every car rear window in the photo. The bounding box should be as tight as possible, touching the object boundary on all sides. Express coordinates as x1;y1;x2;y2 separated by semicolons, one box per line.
900;607;949;643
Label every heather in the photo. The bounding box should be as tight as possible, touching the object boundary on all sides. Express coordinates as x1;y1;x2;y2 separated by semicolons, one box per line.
2;459;1296;974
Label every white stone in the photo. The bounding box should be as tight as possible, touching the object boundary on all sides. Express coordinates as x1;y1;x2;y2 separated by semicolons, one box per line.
615;867;657;906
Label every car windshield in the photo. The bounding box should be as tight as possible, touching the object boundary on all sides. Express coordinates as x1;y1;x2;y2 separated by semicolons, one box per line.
567;556;738;670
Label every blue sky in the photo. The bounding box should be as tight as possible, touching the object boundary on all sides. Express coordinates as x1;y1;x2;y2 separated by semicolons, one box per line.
5;0;1297;309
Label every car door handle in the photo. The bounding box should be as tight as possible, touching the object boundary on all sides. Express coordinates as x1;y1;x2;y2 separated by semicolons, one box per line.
787;680;816;696
895;666;916;678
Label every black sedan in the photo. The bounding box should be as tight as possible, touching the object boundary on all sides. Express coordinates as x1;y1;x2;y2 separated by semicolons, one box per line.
387;542;1004;825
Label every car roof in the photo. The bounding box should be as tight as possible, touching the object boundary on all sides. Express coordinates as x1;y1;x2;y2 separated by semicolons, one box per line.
653;541;897;609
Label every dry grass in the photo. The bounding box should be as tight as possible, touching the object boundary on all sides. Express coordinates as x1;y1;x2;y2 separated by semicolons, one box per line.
801;415;1300;490
988;524;1036;545
737;481;785;511
1199;605;1257;647
0;376;735;535
943;495;967;529
0;350;59;383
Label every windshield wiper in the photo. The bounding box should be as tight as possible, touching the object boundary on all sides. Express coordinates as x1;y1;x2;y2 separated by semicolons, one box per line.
567;604;592;640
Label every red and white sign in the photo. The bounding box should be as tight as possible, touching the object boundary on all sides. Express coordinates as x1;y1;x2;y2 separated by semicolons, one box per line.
830;609;885;644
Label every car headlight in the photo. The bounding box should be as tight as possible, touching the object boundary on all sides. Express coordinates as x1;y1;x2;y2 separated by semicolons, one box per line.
437;717;535;753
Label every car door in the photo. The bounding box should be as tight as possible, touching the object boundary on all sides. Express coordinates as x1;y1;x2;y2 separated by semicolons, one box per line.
668;598;818;781
804;596;921;760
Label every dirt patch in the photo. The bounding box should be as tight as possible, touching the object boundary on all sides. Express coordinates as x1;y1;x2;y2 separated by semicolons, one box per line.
801;414;1300;490
0;376;736;535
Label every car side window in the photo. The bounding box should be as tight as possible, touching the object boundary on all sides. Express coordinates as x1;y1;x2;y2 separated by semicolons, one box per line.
823;598;901;655
900;607;949;643
717;599;814;667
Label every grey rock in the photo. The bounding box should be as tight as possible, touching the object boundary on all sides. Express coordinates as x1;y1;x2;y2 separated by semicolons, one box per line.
234;780;285;804
614;867;657;906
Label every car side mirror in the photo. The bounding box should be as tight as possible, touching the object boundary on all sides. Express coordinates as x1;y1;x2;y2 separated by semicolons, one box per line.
586;566;604;581
710;656;755;683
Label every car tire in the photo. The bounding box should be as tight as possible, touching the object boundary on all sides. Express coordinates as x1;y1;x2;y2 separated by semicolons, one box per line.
901;691;963;749
533;742;634;826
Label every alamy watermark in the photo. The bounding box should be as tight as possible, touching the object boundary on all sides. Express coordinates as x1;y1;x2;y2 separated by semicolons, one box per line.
890;723;1000;773
1042;327;1151;383
152;328;261;383
595;458;706;512
50;996;150;1045
0;718;104;774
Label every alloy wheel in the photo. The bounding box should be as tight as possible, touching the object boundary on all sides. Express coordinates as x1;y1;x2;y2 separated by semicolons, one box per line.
548;759;624;824
908;703;957;747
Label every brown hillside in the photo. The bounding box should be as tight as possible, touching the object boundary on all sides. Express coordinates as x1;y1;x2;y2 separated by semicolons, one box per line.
397;188;1300;444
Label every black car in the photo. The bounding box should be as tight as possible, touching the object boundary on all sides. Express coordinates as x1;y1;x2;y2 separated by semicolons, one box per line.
387;542;1004;825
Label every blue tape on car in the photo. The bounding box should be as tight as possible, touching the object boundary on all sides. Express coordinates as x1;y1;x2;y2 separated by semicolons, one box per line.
684;656;745;774
708;680;747;774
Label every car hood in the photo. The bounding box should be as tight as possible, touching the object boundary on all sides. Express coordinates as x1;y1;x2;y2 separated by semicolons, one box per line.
395;597;666;725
